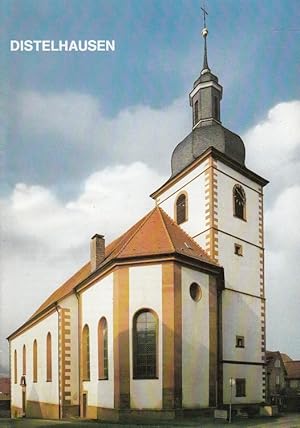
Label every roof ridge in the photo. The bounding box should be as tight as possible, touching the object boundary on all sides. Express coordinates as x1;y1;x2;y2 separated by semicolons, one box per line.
113;207;157;259
157;207;175;252
160;207;216;264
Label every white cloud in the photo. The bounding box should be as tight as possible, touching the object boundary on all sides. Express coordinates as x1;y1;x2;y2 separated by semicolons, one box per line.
244;100;300;198
0;162;165;368
244;100;300;358
12;90;190;187
2;98;300;372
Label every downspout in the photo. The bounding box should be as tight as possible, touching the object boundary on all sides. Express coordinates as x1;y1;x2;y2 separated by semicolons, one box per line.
75;290;81;417
8;340;11;417
55;303;62;419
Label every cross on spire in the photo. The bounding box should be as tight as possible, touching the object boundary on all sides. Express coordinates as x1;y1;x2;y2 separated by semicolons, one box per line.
200;4;208;28
200;2;210;73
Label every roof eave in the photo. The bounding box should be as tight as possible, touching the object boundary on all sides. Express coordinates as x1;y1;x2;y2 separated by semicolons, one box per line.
151;146;269;199
8;249;223;341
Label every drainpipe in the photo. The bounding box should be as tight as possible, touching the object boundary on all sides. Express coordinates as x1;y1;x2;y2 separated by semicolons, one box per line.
55;303;62;419
75;290;81;417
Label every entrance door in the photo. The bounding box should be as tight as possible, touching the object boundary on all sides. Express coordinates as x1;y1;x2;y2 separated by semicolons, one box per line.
82;392;87;418
22;388;26;416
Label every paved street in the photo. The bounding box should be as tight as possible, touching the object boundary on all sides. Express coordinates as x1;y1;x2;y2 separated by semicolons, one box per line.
1;414;300;428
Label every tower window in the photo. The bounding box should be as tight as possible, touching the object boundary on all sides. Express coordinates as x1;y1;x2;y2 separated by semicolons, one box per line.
234;243;243;256
176;193;187;225
233;185;246;220
82;324;90;381
236;335;245;348
98;317;108;380
133;309;158;379
213;96;220;121
194;100;199;125
236;378;246;397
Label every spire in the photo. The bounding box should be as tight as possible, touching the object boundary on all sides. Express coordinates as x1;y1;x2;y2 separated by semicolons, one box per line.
200;5;210;74
189;3;223;128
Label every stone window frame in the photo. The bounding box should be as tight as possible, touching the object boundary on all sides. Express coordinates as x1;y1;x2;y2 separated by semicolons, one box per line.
132;308;158;380
98;317;109;380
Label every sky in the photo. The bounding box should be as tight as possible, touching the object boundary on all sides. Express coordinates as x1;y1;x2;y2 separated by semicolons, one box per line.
1;0;300;374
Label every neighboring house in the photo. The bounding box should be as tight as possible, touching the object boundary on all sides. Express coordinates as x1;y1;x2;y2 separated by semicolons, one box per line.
266;351;287;405
0;377;10;400
0;377;11;417
284;361;300;411
7;16;269;422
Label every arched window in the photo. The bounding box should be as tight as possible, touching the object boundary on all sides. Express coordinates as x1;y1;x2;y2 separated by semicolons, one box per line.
22;345;26;375
33;340;38;383
14;350;17;384
98;317;108;380
82;324;90;381
46;332;52;382
133;309;158;379
233;184;246;220
194;100;199;125
213;96;220;121
176;193;187;225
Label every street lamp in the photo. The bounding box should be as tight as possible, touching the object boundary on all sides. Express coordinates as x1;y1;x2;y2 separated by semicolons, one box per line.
229;377;235;423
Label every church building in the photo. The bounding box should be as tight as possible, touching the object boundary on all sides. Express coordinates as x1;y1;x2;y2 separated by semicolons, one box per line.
8;16;268;421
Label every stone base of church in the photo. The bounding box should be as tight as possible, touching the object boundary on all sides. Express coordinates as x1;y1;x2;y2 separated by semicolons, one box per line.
11;405;23;418
62;404;80;418
84;406;215;422
23;400;59;419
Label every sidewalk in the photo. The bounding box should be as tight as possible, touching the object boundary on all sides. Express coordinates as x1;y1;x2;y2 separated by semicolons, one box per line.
1;414;300;428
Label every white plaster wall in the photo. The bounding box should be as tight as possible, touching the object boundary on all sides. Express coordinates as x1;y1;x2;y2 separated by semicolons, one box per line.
216;162;261;246
156;161;208;239
222;290;262;362
223;364;263;404
60;294;79;405
81;273;114;408
181;267;210;408
10;312;59;409
218;234;261;296
217;162;262;193
129;265;163;409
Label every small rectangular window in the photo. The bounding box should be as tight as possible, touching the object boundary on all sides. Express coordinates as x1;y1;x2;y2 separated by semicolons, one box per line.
234;243;243;256
275;375;280;385
236;378;246;397
236;335;245;348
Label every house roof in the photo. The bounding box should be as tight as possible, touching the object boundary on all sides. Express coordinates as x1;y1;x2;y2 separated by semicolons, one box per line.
285;361;300;379
10;207;218;339
281;353;293;363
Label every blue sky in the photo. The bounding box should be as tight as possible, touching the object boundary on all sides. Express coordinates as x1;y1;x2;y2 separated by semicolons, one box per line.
1;0;300;372
3;0;300;123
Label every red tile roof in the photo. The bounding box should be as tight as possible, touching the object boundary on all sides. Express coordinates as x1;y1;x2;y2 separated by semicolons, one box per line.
285;361;300;379
11;207;218;337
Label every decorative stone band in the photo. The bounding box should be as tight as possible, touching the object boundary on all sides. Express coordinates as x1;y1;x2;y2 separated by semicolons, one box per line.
261;298;266;401
258;189;266;401
58;308;72;414
204;157;219;262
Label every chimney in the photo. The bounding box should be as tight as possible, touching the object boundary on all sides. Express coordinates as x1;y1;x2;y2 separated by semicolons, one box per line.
90;234;105;272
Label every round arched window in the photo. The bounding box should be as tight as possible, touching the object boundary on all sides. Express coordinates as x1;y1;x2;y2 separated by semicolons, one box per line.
189;283;202;302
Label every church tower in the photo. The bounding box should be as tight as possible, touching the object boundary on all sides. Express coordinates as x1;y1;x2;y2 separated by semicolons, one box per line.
151;12;268;406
